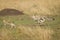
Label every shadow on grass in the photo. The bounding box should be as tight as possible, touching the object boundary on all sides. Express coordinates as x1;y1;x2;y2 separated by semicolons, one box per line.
0;8;24;16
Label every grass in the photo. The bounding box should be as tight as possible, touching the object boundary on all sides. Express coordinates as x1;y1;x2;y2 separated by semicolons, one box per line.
0;15;35;25
0;0;60;40
0;14;60;40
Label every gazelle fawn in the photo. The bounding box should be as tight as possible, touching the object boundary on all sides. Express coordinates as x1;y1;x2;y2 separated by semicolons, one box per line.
3;20;16;28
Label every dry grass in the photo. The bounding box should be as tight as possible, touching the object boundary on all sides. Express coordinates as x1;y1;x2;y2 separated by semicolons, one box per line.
0;0;60;40
0;0;60;15
18;25;54;40
0;25;54;40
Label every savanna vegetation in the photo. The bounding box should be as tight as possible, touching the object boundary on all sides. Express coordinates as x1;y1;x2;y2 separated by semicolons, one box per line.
0;0;60;40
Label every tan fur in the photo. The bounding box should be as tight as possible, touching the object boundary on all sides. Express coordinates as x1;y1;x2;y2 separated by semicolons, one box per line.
3;20;16;27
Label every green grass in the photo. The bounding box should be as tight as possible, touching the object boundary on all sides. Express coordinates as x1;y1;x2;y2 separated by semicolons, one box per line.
44;15;60;40
0;15;35;26
0;0;60;40
0;14;60;40
0;13;60;40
